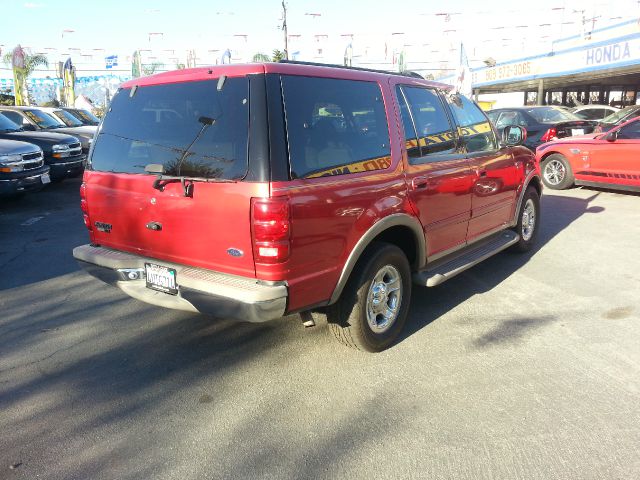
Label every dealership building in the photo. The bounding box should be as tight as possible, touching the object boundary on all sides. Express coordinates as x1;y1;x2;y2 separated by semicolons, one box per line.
471;19;640;108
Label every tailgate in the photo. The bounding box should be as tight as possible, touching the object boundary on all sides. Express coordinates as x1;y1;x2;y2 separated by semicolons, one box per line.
86;171;266;278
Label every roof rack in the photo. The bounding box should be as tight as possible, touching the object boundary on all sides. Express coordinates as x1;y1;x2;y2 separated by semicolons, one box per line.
277;60;424;79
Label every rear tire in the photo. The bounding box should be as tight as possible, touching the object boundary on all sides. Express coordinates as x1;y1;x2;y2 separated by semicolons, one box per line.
327;242;411;352
510;186;540;253
541;154;574;190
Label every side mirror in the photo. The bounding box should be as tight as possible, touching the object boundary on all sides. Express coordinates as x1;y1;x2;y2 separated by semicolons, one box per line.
501;125;527;146
605;131;618;142
21;123;37;131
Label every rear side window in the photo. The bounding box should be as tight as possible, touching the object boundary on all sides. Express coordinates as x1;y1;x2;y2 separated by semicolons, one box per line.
90;78;249;180
397;85;457;160
281;76;390;179
447;94;497;153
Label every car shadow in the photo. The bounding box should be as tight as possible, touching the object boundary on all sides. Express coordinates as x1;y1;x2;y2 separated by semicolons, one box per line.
397;190;605;346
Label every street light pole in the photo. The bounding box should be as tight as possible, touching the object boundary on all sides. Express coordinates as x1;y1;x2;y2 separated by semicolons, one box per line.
282;0;288;60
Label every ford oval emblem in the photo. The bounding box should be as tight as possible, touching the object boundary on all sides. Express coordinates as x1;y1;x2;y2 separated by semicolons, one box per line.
227;248;243;258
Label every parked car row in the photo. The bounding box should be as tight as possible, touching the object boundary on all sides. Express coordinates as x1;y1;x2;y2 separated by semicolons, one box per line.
0;107;95;197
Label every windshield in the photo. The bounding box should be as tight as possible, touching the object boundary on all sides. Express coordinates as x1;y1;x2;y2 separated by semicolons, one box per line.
600;106;640;124
0;113;21;132
525;107;582;123
53;109;84;127
71;109;100;125
24;109;65;129
90;77;249;180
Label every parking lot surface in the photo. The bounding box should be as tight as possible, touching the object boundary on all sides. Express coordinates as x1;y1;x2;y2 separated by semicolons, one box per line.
1;179;639;479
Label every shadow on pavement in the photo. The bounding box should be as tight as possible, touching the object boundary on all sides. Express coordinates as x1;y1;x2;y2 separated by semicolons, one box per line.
399;191;605;346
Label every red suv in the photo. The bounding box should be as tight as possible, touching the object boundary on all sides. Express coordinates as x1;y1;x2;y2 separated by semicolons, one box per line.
73;62;541;352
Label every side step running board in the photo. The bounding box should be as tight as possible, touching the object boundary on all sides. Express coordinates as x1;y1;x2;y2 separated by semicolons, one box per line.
413;230;520;287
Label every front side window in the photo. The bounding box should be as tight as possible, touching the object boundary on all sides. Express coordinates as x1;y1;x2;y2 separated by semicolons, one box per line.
282;76;391;179
90;78;249;180
447;94;497;153
398;86;457;160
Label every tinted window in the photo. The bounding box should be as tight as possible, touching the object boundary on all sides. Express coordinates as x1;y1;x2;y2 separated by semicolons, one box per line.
73;109;100;125
396;87;421;159
617;120;640;139
24;110;64;128
282;76;390;179
0;113;21;132
495;111;526;128
526;107;581;122
447;94;497;153
601;106;640;124
53;109;84;127
400;86;456;159
91;78;249;180
1;111;24;126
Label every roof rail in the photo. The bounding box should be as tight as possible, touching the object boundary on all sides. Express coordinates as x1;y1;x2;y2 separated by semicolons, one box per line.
277;60;424;79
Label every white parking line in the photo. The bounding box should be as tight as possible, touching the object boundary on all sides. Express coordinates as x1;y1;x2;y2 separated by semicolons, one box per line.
21;216;44;226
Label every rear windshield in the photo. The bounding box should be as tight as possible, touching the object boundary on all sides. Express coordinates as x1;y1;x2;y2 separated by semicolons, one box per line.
601;106;640;124
90;78;249;180
525;107;581;123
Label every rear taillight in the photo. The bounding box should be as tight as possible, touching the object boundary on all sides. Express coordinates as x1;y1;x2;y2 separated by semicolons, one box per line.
540;127;557;143
251;197;290;264
80;182;92;231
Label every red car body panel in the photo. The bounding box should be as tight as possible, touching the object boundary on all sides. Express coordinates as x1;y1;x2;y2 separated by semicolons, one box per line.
536;117;640;190
84;171;266;278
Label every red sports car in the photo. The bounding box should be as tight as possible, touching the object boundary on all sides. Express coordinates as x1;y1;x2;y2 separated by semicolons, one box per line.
536;116;640;192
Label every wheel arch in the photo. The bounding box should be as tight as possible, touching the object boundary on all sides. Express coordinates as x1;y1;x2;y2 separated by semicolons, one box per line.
328;214;425;305
511;170;542;227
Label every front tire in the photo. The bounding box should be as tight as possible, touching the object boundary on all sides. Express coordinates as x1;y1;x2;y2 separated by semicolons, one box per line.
541;154;574;190
327;242;411;352
510;186;540;252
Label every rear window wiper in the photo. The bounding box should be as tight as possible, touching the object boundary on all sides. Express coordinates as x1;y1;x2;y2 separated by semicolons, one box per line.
144;164;233;197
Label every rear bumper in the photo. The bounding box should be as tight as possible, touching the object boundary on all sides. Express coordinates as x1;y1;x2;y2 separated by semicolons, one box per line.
73;244;288;323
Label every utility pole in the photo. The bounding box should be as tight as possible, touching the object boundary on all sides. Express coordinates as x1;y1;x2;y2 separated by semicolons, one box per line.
282;0;289;60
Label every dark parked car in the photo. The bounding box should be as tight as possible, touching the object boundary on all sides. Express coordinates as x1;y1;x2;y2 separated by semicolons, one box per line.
487;106;596;151
0;106;96;153
62;107;100;126
594;105;640;133
0;139;50;196
0;113;85;181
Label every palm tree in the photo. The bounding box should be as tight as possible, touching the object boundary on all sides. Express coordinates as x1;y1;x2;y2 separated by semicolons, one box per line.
2;47;49;104
272;49;285;62
252;53;271;63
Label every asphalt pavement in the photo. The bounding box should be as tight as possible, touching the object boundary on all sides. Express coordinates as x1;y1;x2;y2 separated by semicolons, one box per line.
1;179;639;480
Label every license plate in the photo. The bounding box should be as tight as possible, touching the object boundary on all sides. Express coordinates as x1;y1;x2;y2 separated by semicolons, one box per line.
571;128;584;136
41;173;51;184
145;263;178;295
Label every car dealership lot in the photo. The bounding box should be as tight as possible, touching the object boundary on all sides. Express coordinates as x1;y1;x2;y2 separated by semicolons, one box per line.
1;180;639;479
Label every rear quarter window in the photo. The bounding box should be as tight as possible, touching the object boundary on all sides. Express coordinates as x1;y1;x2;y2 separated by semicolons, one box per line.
281;76;391;179
90;78;249;180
